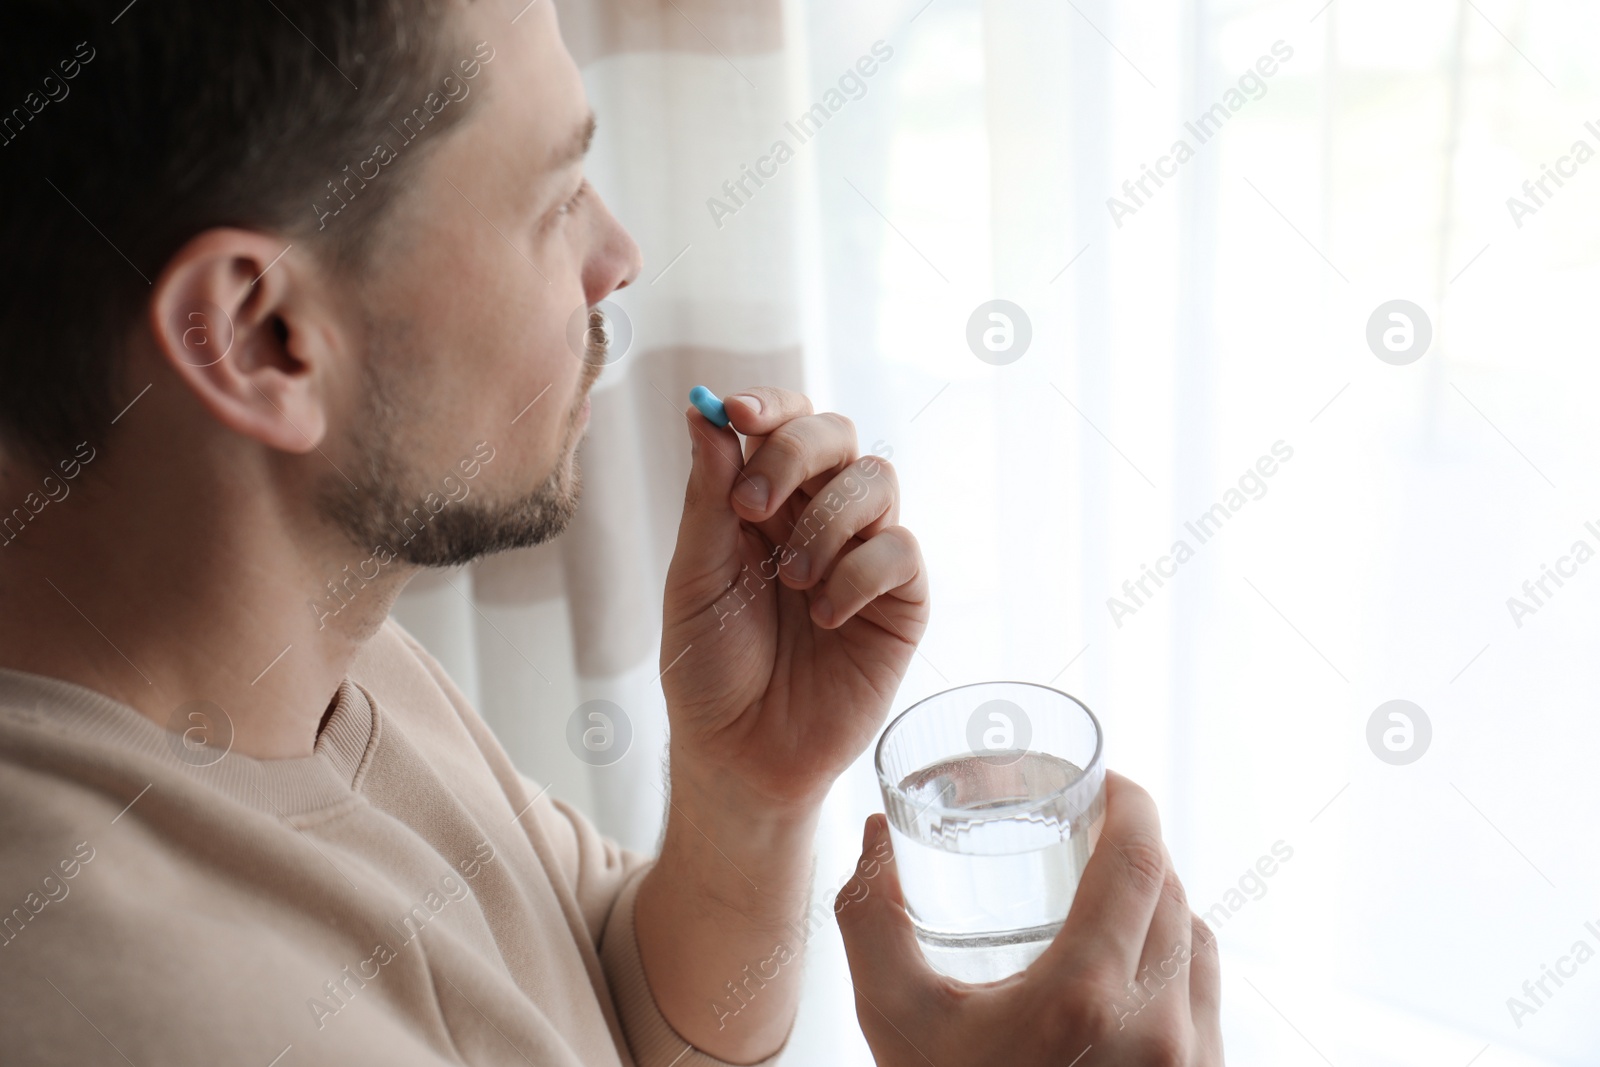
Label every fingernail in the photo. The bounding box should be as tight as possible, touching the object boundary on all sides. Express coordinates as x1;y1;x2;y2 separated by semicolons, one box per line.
862;815;877;851
733;474;769;511
811;594;834;626
784;548;810;583
728;393;762;416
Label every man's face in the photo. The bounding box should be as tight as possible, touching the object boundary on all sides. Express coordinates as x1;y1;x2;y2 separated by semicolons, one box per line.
316;0;640;566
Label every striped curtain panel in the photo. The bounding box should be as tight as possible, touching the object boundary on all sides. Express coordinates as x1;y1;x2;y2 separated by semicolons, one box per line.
393;0;806;857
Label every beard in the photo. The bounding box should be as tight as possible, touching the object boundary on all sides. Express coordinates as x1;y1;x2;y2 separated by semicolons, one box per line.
316;311;605;568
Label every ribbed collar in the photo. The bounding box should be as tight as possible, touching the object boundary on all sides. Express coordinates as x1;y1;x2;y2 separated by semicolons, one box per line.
0;667;379;819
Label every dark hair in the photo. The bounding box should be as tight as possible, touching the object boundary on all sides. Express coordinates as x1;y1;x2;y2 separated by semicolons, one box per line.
0;0;474;466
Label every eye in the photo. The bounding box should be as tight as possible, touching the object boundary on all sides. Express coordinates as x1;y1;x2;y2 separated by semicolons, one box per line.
554;179;589;221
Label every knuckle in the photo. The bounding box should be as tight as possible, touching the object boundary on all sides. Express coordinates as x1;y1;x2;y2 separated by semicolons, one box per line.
1140;1032;1190;1067
787;510;829;551
1161;871;1189;913
785;387;817;415
1114;831;1167;897
884;524;919;554
758;427;808;469
1116;774;1156;809
856;454;897;490
876;528;924;584
832;882;861;920
825;411;858;447
1049;987;1122;1047
748;384;794;409
822;549;863;591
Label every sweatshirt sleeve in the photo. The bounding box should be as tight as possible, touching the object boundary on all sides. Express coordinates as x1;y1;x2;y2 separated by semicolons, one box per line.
523;773;793;1067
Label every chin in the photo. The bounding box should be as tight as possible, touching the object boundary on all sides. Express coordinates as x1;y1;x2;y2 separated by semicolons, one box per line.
368;445;585;568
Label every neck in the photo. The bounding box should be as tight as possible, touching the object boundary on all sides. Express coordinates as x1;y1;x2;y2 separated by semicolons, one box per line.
0;436;414;760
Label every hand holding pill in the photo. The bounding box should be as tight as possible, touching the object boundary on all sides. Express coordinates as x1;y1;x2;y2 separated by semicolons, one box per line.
659;384;930;810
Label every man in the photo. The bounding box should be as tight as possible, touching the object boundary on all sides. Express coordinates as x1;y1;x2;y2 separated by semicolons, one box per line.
0;1;1222;1064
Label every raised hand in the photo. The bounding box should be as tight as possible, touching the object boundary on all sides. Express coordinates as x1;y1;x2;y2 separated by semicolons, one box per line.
659;385;929;809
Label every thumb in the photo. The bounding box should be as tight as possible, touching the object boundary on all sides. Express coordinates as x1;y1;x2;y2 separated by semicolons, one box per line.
835;815;937;1016
667;406;747;591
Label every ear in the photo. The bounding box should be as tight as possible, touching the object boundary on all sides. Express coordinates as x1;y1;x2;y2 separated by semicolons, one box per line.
147;230;343;454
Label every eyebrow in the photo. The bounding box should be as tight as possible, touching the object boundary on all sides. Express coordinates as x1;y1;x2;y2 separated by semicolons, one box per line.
547;111;596;172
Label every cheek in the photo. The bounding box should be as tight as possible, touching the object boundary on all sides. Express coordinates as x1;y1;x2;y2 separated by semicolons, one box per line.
469;282;592;485
440;276;580;417
520;286;590;420
365;201;590;466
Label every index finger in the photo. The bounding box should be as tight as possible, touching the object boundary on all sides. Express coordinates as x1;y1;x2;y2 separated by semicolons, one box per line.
1034;770;1168;981
720;385;814;436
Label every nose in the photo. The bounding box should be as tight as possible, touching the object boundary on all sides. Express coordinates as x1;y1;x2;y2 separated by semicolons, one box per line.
583;195;644;307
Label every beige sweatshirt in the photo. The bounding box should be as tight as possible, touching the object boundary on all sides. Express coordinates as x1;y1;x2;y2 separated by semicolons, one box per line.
0;618;792;1066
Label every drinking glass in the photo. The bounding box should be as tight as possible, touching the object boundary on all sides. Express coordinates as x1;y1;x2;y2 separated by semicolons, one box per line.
874;681;1106;983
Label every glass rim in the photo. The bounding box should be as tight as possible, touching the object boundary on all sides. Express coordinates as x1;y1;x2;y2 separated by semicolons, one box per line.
873;680;1105;819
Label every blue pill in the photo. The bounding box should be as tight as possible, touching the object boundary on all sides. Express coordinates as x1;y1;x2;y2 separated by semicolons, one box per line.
688;385;730;428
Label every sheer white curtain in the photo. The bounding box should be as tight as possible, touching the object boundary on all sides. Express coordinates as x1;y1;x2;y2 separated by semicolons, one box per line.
397;0;1600;1063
